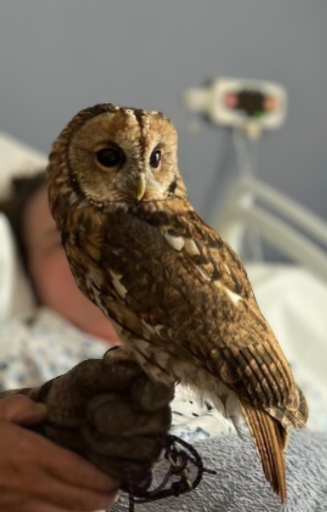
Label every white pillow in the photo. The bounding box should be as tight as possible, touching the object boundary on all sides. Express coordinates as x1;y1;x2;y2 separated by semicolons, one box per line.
0;213;36;321
0;132;47;320
247;263;327;432
0;133;47;200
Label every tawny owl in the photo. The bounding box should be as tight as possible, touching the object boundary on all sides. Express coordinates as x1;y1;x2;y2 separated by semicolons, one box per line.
47;103;308;503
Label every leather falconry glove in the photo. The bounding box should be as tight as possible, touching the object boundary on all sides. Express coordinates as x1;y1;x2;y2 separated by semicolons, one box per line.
0;348;174;486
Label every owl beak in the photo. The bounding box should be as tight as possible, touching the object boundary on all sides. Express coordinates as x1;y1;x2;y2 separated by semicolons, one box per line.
136;173;146;201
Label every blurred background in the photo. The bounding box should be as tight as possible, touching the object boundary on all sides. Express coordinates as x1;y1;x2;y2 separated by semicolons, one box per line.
0;0;326;223
0;0;327;429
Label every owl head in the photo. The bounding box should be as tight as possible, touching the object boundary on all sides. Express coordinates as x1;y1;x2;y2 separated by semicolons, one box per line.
48;104;188;212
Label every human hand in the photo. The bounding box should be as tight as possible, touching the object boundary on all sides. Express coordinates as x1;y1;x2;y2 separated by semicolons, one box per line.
27;350;174;486
0;394;118;512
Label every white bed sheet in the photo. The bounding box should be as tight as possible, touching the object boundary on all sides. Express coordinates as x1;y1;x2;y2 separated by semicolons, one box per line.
247;263;327;431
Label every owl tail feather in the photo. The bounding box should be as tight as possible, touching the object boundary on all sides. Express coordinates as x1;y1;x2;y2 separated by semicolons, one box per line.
241;401;287;504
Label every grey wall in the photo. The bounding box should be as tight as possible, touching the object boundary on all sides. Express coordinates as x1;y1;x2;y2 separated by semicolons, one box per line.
1;1;326;228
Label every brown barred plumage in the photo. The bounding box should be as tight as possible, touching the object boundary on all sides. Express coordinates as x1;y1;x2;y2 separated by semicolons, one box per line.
47;104;308;503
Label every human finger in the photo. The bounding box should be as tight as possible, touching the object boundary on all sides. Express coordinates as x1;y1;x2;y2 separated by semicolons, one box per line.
38;435;119;492
7;497;117;512
27;472;118;512
0;422;118;510
0;395;47;425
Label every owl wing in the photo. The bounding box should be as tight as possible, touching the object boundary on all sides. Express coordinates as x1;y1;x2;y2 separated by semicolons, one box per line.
70;208;304;424
164;211;303;419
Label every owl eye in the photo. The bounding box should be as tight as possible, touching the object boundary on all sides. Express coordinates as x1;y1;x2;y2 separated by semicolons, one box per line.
150;149;161;169
96;147;125;168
